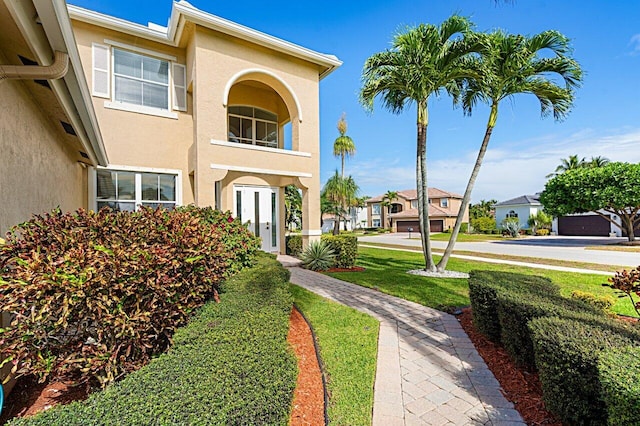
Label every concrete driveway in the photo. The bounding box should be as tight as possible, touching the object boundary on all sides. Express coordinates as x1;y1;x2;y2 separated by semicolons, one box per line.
358;233;640;268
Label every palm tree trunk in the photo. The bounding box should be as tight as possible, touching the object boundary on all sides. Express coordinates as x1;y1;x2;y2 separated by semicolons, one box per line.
417;102;435;271
341;154;345;179
437;103;498;271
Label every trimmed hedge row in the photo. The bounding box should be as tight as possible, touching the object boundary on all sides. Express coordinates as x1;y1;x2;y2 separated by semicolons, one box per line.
468;270;560;342
9;253;297;426
321;234;357;268
598;345;640;426
286;234;302;257
530;317;639;424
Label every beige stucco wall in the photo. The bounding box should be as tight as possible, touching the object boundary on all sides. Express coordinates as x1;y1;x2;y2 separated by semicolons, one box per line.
71;21;195;205
0;78;87;235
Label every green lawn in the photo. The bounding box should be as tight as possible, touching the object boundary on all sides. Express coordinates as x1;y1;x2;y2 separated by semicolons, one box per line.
325;247;637;317
290;284;378;426
426;233;504;242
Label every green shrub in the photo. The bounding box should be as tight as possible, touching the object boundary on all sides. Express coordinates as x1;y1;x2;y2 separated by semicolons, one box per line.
8;254;296;426
598;345;640;426
321;234;358;268
460;222;469;233
0;207;259;388
571;290;615;314
468;270;559;342
300;240;335;271
496;291;603;369
530;317;639;425
286;234;302;256
535;229;550;236
471;216;496;234
501;217;521;237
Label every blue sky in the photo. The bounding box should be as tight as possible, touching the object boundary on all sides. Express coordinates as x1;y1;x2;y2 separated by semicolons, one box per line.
70;0;640;202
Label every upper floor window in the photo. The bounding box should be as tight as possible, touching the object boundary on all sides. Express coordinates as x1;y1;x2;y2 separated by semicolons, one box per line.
228;106;278;148
411;200;418;209
372;203;381;215
113;49;169;110
440;198;449;208
92;42;186;118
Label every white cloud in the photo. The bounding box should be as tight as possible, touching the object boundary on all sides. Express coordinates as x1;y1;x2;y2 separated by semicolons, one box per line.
355;128;640;202
629;34;640;55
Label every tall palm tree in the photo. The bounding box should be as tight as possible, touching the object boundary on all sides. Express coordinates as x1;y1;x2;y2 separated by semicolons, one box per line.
333;114;356;178
546;154;586;178
360;15;478;271
588;156;610;168
438;30;582;271
381;190;398;228
321;171;359;235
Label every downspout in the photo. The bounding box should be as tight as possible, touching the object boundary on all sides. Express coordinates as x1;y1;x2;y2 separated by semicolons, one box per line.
0;50;68;82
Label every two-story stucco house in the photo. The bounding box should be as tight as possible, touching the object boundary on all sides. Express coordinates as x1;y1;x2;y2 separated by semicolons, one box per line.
0;0;341;254
366;188;469;233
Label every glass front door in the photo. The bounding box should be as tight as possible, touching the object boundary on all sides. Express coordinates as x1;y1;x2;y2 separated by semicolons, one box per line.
234;186;279;252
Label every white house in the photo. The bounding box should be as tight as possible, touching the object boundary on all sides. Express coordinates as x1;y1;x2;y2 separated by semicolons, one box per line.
493;194;542;230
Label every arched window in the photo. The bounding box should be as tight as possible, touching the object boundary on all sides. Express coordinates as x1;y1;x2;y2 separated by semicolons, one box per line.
228;106;278;148
507;210;518;218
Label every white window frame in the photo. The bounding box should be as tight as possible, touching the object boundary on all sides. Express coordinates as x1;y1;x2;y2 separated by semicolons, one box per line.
95;40;186;119
228;105;279;148
372;203;381;215
89;165;182;211
440;198;449;208
411;200;418;209
372;219;381;227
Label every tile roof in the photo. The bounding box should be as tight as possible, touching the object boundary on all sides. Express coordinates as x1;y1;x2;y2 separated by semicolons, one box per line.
494;194;542;207
389;204;455;219
366;188;462;203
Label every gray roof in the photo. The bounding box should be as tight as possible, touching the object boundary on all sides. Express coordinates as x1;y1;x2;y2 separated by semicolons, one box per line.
494;194;542;207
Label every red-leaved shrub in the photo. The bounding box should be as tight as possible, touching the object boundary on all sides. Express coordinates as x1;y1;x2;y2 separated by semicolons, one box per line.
0;207;259;387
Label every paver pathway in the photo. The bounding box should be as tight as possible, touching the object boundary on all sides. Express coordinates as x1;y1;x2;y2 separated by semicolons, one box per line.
281;258;524;426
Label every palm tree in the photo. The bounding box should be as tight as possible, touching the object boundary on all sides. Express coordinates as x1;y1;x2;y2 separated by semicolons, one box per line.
360;15;478;272
321;171;359;235
333;114;356;178
588;156;610;168
284;184;302;231
546;154;587;178
438;30;582;271
381;190;398;228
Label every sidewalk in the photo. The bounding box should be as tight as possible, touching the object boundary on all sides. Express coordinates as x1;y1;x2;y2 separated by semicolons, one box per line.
279;255;524;425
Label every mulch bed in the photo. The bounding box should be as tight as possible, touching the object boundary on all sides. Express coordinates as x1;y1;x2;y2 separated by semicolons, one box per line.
458;307;562;426
325;266;365;273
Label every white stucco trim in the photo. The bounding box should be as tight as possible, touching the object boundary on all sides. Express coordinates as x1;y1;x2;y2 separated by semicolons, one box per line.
67;3;342;78
222;68;303;123
210;139;311;157
104;101;178;119
302;230;322;236
210;164;312;178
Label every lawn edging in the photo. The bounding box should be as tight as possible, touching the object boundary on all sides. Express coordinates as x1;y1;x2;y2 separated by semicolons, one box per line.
9;253;296;426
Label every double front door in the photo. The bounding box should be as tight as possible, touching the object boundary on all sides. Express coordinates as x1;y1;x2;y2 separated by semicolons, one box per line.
234;185;279;252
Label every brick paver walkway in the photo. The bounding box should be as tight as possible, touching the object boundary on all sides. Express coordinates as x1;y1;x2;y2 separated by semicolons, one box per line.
282;260;524;425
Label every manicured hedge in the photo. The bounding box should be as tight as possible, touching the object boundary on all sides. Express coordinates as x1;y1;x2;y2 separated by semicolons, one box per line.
468;270;559;342
286;234;302;257
0;207;259;387
530;317;639;425
9;253;297;426
321;234;357;268
496;291;602;369
598;345;640;426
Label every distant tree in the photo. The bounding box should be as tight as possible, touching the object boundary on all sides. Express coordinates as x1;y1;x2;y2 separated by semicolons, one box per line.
284;185;302;231
381;190;398;228
361;15;478;272
540;162;640;241
333;114;356;179
588;156;610;168
527;210;552;234
470;199;497;219
546;155;586;178
438;29;582;271
321;172;359;235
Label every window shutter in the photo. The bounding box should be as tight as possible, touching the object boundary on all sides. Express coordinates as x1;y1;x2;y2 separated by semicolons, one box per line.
172;63;187;111
92;43;110;98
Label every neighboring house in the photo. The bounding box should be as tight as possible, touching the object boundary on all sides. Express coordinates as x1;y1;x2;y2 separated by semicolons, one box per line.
493;194;542;230
366;188;469;233
321;205;367;233
66;1;340;253
0;0;108;237
551;212;638;237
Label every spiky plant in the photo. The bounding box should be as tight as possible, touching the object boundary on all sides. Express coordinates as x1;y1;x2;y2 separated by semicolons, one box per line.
300;240;336;271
